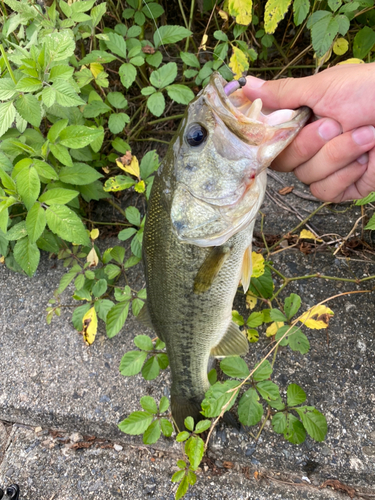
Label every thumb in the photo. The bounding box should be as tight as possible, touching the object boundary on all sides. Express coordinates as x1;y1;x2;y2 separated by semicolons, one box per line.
243;75;314;110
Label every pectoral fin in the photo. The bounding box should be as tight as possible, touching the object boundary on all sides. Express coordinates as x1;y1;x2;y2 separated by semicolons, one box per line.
194;245;231;294
241;245;253;293
211;321;249;358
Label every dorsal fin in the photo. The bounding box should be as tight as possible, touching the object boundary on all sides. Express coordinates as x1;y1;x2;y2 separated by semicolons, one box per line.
211;321;249;358
241;244;253;293
194;245;231;294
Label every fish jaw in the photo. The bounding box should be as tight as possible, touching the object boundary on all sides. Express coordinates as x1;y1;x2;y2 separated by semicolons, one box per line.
170;72;310;247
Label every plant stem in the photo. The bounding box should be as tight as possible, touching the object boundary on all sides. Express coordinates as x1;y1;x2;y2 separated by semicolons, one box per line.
106;198;126;217
148;114;184;125
0;44;16;83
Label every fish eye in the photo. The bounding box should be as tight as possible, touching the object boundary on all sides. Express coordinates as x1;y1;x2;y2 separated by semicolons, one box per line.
185;123;208;147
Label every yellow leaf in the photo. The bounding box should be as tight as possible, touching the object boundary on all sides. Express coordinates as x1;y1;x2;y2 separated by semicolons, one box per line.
218;9;229;21
299;305;334;330
228;0;252;25
135;180;146;193
102;166;110;174
247;328;259;343
266;321;284;337
117;156;140;178
87;247;99;267
337;58;365;65
333;38;348;56
90;62;104;79
200;34;208;51
251;252;265;278
0;256;4;264
90;228;99;240
81;307;98;345
246;292;257;310
264;0;293;34
299;229;322;242
229;47;249;79
315;48;332;66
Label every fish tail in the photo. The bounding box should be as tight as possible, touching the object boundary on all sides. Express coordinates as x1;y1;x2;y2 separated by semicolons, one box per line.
171;395;203;432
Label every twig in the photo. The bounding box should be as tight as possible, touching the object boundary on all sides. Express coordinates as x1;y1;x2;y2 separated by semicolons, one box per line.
333;215;366;256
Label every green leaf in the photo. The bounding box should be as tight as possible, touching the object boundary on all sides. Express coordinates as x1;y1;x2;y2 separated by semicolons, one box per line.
105;264;121;279
184;416;194;431
365;213;375;230
83;101;111;118
132;298;145;316
125;206;141;226
119;63;137;89
194;419;211;433
108;113;130;134
147;92;165;117
284;413;306;444
220;356;249;379
180;51;200;68
0;102;16;138
166;84;195;105
201;380;240;418
175;476;189;500
295;407;327;441
249;266;274;298
256;380;280;402
80;50;117;65
0;79;17;100
146;51;163;68
141;86;156;96
270;308;287;322
112;137;131;154
91;2;107;26
284;293;301;320
156;353;169;370
246;311;264;327
355;192;375;205
111;246;126;264
106;32;127;58
45;204;90;246
153;25;192;48
159;396;169;413
143;419;161;444
238;387;263;426
208;368;217;385
310;13;339;57
5;221;28;241
176;431;190;442
14;94;41;128
16;166;40;210
150;62;177;88
353;26;375;59
271;412;286;433
118;411;153;435
59;163;102;185
140;395;158;413
253;359;272;381
143;2;164;19
140;150;159;179
106;301;130;338
141;355;160;380
15;77;43;92
264;0;293;34
51;80;86;107
95;299;114;321
49;144;73;167
48;119;69;143
92;278;107;298
185;435;204;471
119;349;147;375
134;335;153;351
160;418;173;437
39;188;79;205
328;0;342;11
49;65;74;81
118;227;137;241
26;203;46;243
288;329;310;354
43;30;75;61
293;0;310;25
107;92;128;109
57;265;81;294
59;126;102;149
13;236;40;276
287;384;306;406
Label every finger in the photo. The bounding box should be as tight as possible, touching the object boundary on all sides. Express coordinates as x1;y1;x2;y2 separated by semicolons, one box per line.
309;158;368;202
339;148;375;201
243;75;319;111
294;125;375;185
272;118;342;172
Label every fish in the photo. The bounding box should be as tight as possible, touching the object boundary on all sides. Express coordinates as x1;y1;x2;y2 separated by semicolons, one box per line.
141;72;310;431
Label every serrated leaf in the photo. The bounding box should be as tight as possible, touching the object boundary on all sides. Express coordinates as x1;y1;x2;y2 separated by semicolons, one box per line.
49;65;74;81
59;163;102;185
156;353;169;370
256;380;280;402
26;203;46;243
150;62;177;88
146;51;163;68
13;236;40;276
5;221;28;241
271;412;286;433
107;92;128;109
143;419;161;444
194;419;211;433
49;144;73;167
0;102;16;138
118;411;153;435
264;0;293;34
228;0;253;25
119;63;137;89
83;100;111;118
166;84;195;105
220;356;250;379
353;26;375;59
14;94;41;128
59;126;102;149
295;407;327;441
293;0;310;25
284;293;301;320
0;79;17;100
119;350;147;375
39;188;79;205
48;119;69;143
284;413;306;444
175;476;189;500
92;279;107;297
229;47;249;79
95;299;115;322
106;301;130;338
185;435;204;471
253;359;272;381
142;355;160;380
249;266;274;298
176;431;190;442
246;311;263;327
311;13;339;57
51;80;86;107
134;335;153;351
147;91;165;117
108;113;130;134
16;166;40;210
153;25;192;48
43;30;75;61
201;380;240;418
140;395;158;413
159;396;169;413
45;204;90;246
106;32;127;58
299;305;334;329
160;418;173;437
238;387;263;426
140;150;159;179
125;206;141;226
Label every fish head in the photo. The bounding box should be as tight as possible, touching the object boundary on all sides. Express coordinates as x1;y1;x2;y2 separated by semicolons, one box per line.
169;72;311;246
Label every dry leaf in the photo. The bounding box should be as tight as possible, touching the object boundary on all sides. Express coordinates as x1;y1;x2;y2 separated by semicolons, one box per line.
278;186;294;195
87;247;99;267
266;321;284;337
299;305;334;330
81;307;98;345
299;229;322;242
142;45;155;54
116;151;132;166
117;155;140;178
200;34;208;51
246;292;257;310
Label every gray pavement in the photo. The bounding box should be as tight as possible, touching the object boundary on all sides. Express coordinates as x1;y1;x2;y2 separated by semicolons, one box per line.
1;173;375;499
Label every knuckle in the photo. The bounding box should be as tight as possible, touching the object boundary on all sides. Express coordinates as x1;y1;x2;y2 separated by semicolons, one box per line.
324;140;344;165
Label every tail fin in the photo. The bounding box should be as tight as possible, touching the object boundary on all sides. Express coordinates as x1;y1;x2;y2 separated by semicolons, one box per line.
171;395;203;432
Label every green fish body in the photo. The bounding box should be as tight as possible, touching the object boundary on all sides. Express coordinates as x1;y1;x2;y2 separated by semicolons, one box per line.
142;73;310;430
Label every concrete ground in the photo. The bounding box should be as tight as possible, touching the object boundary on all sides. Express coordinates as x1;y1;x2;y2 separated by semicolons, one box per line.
0;173;374;499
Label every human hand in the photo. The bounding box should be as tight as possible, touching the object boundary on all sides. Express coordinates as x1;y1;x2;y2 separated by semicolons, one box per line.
244;63;375;202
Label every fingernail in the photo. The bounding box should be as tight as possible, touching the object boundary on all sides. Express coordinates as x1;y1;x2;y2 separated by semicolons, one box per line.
352;125;375;146
318;119;342;141
357;153;369;165
245;76;265;89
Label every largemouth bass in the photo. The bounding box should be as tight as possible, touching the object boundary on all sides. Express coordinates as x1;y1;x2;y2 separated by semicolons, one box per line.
142;73;310;431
